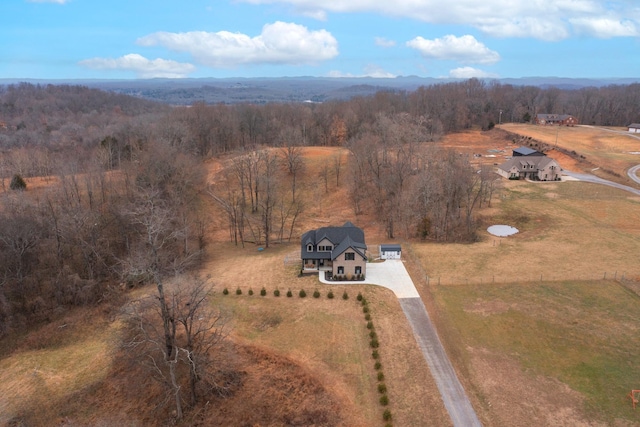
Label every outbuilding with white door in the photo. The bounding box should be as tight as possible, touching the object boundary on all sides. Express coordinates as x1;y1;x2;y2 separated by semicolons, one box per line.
379;244;401;260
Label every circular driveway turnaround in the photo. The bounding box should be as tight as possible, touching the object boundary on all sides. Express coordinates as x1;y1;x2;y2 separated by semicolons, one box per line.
319;260;482;427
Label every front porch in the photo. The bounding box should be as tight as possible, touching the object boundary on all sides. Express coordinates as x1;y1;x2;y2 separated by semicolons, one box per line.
302;259;333;273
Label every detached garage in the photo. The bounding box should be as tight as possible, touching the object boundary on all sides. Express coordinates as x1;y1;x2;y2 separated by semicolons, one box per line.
380;244;401;260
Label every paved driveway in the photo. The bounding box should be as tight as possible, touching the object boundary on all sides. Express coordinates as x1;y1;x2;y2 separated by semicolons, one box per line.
319;260;482;427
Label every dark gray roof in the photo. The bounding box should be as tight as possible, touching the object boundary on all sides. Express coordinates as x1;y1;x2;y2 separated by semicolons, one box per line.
512;146;540;156
301;221;366;260
628;123;640;128
332;235;366;261
380;244;401;251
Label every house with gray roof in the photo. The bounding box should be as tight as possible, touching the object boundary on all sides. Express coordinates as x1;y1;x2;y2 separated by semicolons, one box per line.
301;221;367;279
497;155;561;181
628;123;640;133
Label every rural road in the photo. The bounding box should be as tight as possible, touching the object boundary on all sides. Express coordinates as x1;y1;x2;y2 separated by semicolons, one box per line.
320;261;482;427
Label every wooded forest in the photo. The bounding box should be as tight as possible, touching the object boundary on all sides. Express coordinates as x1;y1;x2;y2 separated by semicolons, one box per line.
0;79;639;336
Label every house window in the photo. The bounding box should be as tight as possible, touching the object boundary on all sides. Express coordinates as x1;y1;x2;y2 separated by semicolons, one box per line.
307;244;313;252
318;245;333;251
355;266;362;275
337;266;344;274
345;252;355;260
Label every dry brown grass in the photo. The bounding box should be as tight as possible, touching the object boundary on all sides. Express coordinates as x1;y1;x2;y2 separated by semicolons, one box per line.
411;178;640;285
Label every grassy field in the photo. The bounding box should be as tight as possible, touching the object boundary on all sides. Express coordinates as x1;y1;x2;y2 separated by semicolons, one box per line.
431;280;640;426
412;178;640;285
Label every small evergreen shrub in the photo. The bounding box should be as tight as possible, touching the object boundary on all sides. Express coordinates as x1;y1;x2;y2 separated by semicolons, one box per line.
327;290;334;299
248;288;254;296
361;297;367;306
364;313;371;321
369;331;377;339
222;288;229;295
236;288;242;295
378;383;387;394
383;409;392;422
274;289;280;297
366;321;374;329
370;338;379;348
260;287;267;296
299;289;307;298
362;306;369;314
372;350;379;359
342;291;349;300
379;395;389;406
10;174;26;191
286;289;293;298
313;289;320;298
377;372;385;381
357;292;363;301
374;361;382;370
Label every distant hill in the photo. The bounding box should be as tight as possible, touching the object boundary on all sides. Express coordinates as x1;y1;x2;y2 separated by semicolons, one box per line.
1;76;639;105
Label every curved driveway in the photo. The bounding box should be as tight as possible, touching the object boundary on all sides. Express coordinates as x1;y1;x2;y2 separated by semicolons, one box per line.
320;260;482;427
628;164;640;185
563;170;640;196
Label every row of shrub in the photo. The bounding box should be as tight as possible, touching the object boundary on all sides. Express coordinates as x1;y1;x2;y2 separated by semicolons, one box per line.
222;286;350;300
358;292;393;426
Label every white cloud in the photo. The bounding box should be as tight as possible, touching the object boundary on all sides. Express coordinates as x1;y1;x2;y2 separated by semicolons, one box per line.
407;35;500;64
237;0;639;40
570;17;639;38
375;37;396;48
137;22;338;68
448;66;498;79
79;54;195;78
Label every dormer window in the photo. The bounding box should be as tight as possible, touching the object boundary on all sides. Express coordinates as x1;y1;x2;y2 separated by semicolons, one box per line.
307;244;313;252
318;245;333;251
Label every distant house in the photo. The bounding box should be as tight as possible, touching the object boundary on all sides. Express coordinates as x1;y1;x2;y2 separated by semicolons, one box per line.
628;123;640;133
301;221;367;279
535;114;578;126
379;244;401;260
512;146;544;157
497;156;561;181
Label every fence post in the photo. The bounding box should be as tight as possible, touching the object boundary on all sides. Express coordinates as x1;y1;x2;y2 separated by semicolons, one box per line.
603;272;607;280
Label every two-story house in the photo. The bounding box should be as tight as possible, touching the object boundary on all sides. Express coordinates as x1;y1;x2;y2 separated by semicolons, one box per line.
301;221;367;279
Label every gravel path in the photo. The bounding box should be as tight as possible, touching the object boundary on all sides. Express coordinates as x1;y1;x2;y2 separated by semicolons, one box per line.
400;297;482;427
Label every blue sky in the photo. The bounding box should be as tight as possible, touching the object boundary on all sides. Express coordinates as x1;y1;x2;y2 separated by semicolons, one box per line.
1;0;639;79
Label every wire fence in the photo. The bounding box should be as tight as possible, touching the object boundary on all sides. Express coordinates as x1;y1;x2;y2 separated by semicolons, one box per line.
424;271;637;286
